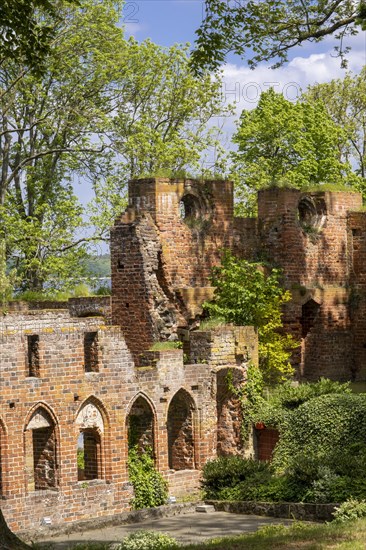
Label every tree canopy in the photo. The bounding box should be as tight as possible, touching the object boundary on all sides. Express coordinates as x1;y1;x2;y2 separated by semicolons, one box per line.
305;67;366;179
192;0;365;73
231;88;362;215
0;0;227;292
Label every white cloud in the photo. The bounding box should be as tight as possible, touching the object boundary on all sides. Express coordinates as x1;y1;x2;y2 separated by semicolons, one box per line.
221;45;366;116
123;22;146;37
207;40;366;159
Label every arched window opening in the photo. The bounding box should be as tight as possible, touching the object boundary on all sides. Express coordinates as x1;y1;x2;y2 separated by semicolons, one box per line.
301;299;320;338
25;408;58;491
167;390;195;470
216;369;243;457
127;396;154;455
77;429;102;480
76;400;105;481
179;193;201;220
298;195;326;232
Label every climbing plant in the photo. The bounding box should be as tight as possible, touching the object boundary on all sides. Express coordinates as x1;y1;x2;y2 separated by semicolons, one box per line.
204;250;297;383
127;447;168;510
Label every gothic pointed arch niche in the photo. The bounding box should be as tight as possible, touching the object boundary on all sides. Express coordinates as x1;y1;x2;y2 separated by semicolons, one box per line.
167;389;196;470
126;394;156;456
75;396;107;481
24;403;59;492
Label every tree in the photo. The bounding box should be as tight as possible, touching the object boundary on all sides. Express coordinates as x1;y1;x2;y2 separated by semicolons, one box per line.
1;1;228;290
203;250;296;383
0;0;126;291
231;89;362;215
89;40;229;237
192;0;366;73
305;67;366;179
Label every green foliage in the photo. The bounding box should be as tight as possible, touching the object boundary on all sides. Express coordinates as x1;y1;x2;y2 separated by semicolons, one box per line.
77;449;85;470
1;0;227;292
333;499;366;523
272;393;366;475
192;0;362;73
203;250;296;383
231;89;361;216
0;0;61;72
127;447;168;510
256;378;352;427
201;456;273;499
149;341;183;351
116;530;179;550
0;241;17;307
305;68;366;185
202;382;366;505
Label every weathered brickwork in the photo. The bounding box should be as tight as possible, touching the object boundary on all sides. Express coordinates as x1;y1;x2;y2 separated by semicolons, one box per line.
255;188;364;380
0;306;256;531
4;177;365;533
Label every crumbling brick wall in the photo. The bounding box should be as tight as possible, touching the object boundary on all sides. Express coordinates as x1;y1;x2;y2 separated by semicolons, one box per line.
0;302;256;532
256;188;363;381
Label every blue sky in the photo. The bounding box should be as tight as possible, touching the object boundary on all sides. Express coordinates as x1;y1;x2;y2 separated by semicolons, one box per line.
123;0;204;46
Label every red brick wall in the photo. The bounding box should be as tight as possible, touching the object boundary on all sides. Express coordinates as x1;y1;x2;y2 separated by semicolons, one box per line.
257;188;362;380
0;309;250;531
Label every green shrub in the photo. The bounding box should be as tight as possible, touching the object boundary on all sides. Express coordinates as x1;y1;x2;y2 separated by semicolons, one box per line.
333;499;366;523
116;530;179;550
201;456;272;499
128;447;168;509
272;393;366;480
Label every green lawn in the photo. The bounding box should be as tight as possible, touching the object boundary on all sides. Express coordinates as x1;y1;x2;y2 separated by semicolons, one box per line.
45;519;366;550
182;519;366;550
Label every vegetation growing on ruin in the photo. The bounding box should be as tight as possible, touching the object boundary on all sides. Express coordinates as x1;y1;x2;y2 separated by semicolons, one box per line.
127;447;168;510
204;250;297;383
149;341;183;351
202;380;366;505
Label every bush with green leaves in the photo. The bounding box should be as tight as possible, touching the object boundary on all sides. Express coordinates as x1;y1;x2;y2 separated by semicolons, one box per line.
116;530;179;550
201;456;272;499
332;499;366;523
203;250;297;383
127;447;168;510
272;393;366;477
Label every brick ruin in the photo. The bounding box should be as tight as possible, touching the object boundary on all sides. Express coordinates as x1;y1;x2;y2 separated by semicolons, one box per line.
1;178;366;532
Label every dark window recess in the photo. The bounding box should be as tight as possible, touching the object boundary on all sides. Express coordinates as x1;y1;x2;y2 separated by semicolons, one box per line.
84;332;99;372
301;300;320;338
27;335;40;377
33;427;57;490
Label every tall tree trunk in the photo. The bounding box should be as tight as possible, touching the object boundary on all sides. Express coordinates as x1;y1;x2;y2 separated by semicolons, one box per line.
0;509;29;549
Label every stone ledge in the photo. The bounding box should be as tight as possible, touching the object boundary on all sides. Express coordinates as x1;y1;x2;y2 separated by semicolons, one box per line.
21;502;200;542
205;500;338;522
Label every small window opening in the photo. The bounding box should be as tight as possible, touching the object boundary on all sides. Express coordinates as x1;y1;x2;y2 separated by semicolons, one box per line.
301;299;320;338
32;427;57;490
27;335;40;377
179;194;201;220
298;195;326;231
78;429;101;480
84;332;99;372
